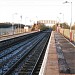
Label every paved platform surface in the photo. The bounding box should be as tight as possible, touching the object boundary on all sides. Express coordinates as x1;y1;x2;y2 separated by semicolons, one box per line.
44;31;59;75
40;31;75;75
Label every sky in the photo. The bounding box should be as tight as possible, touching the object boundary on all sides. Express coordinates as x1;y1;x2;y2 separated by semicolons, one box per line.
0;0;75;25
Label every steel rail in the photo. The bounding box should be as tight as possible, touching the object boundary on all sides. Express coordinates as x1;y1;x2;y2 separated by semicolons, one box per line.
3;31;50;75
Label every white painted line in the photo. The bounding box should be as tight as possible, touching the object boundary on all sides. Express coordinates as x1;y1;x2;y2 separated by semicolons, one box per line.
39;31;53;75
64;36;75;47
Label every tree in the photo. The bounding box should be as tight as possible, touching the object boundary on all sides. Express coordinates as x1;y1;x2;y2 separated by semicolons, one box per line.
52;22;70;31
71;24;75;30
31;22;49;31
60;23;70;29
52;25;57;31
38;23;49;30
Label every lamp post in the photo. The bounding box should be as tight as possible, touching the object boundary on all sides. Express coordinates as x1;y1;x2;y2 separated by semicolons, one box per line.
25;17;28;26
20;15;22;33
12;13;17;35
36;16;38;24
56;17;60;32
63;1;72;41
59;13;64;35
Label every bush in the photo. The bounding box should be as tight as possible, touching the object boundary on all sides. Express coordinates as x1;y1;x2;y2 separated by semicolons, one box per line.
39;25;49;30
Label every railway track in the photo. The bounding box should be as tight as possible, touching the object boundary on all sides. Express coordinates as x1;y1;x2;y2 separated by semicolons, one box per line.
0;29;51;75
0;32;40;51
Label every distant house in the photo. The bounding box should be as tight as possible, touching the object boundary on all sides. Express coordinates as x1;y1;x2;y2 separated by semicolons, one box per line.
24;25;31;32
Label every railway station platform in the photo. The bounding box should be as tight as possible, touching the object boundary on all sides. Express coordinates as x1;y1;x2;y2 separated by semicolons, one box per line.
39;31;75;75
0;31;37;41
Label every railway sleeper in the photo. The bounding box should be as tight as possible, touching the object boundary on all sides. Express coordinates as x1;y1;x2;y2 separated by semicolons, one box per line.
25;63;35;66
23;66;34;69
18;72;31;75
21;68;32;72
